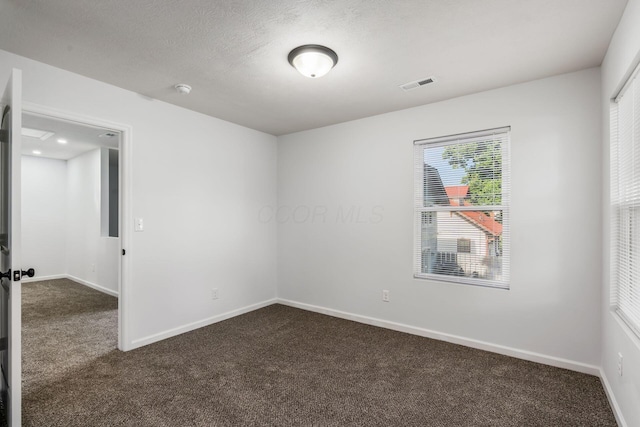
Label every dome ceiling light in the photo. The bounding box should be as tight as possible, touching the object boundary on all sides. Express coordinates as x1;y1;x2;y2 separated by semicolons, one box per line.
288;45;338;78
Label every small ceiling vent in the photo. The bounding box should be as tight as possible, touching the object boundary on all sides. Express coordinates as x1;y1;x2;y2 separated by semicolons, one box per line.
22;127;54;140
400;76;437;91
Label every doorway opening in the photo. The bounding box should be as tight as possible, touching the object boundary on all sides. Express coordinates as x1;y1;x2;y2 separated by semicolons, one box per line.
19;109;130;424
21;110;124;355
19;104;131;346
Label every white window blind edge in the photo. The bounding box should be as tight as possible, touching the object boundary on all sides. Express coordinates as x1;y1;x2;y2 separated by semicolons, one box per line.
614;59;640;103
414;126;511;146
416;205;508;213
413;144;426;274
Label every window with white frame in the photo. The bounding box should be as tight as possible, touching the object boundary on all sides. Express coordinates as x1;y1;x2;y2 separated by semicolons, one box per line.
611;63;640;337
413;127;510;288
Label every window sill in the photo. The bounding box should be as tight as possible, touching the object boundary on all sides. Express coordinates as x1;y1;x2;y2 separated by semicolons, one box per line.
413;273;509;290
610;308;640;350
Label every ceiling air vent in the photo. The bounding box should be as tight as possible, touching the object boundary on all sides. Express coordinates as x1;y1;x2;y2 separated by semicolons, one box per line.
22;127;55;140
400;76;437;91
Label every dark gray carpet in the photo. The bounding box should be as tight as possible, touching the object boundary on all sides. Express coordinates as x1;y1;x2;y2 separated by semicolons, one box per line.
22;279;616;426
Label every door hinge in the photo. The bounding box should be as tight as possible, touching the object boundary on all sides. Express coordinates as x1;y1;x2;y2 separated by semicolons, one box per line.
13;270;20;281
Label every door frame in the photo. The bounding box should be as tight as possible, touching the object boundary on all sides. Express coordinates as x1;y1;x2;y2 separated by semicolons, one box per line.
22;102;133;351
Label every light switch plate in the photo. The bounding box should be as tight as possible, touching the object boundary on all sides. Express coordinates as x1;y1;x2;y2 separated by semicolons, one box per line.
134;218;144;232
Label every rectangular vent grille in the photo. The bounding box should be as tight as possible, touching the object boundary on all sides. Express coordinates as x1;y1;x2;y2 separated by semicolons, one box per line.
400;76;437;91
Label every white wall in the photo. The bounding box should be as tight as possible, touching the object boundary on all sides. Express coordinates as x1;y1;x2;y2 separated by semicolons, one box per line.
601;0;640;425
278;68;603;368
0;48;278;348
66;148;119;295
21;155;67;279
22;150;121;294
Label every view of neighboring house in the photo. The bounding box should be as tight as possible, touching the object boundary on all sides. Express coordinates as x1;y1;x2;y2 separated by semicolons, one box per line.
421;165;503;280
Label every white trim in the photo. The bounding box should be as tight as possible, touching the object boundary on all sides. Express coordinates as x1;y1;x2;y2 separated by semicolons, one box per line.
414;126;511;146
21;274;66;283
118;121;133;351
413;273;509;290
8;68;23;427
22;102;130;136
21;101;133;352
614;59;640;103
66;275;119;297
600;368;628;427
277;298;600;376
21;274;118;297
416;205;508;213
130;299;278;350
21;274;119;297
611;310;640;349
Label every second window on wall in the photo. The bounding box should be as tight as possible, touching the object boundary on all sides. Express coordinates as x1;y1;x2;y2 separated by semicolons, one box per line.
413;127;511;288
610;62;640;338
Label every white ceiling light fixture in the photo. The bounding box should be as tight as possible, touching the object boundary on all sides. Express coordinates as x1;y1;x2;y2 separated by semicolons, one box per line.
57;138;68;144
175;83;192;95
288;45;338;78
32;150;42;155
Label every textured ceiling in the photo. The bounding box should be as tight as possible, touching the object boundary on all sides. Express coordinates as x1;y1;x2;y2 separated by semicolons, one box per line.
0;0;628;135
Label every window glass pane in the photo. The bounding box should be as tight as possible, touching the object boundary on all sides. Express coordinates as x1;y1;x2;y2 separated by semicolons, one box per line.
617;205;640;330
457;238;471;253
423;139;502;207
420;210;504;281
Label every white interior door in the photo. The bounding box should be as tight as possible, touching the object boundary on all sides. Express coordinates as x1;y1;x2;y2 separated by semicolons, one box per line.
1;68;23;427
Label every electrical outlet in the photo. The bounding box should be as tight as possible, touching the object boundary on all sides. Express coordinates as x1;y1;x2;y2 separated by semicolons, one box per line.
211;288;219;300
618;352;623;377
382;290;390;302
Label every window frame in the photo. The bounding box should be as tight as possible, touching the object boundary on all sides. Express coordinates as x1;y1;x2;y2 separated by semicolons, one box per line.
610;62;640;338
413;127;511;289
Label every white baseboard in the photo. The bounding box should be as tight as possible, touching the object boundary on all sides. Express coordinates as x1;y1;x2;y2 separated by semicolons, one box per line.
600;369;627;427
129;298;278;350
22;274;66;283
66;275;119;297
277;298;601;376
23;274;119;297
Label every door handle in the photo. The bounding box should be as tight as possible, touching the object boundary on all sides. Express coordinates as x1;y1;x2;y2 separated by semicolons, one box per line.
0;269;35;282
21;268;35;278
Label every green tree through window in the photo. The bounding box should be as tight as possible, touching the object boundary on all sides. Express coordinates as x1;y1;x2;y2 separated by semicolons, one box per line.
442;140;502;207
